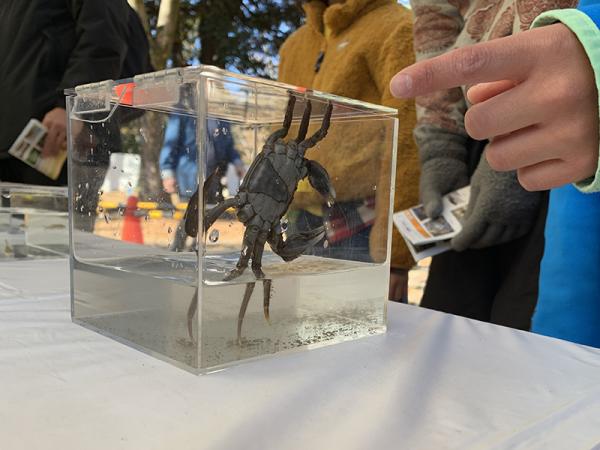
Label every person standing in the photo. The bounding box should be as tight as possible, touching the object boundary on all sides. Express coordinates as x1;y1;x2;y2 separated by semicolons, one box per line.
160;115;244;251
0;0;133;186
278;0;421;302
399;0;577;329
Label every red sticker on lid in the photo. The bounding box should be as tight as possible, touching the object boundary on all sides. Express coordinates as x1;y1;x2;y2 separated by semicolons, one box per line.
114;83;135;106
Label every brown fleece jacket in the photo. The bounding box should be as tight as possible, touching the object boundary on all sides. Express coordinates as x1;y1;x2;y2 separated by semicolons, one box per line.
278;0;420;269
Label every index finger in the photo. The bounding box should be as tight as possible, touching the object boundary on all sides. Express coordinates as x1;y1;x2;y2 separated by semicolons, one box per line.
390;31;537;98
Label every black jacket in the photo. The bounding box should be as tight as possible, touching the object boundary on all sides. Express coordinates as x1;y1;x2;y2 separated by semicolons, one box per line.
0;0;131;154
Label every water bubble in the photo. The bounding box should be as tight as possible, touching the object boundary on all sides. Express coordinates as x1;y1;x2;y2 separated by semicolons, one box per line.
128;181;132;187
326;200;333;208
144;215;149;221
118;208;124;216
209;229;220;243
323;240;329;249
168;227;173;234
112;166;117;170
98;190;103;196
98;207;104;213
85;182;89;189
213;128;220;137
372;185;377;191
280;218;288;232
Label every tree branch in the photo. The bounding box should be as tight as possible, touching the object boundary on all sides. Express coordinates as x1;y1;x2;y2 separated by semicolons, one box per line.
154;0;181;69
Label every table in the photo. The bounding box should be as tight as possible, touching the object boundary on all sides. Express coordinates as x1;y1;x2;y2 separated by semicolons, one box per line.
1;259;599;450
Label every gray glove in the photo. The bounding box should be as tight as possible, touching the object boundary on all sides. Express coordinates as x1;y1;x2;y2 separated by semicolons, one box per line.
451;154;543;252
416;125;470;218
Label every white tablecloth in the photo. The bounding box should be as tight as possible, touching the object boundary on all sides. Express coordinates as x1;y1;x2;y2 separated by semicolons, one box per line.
1;259;599;450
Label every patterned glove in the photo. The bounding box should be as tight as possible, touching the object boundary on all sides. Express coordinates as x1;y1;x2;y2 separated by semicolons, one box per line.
451;154;543;251
416;125;470;218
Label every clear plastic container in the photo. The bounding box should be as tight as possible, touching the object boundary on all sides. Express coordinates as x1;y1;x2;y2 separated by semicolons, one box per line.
0;183;68;260
67;66;398;373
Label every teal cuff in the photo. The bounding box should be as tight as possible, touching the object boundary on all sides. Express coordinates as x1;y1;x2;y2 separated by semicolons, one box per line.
532;9;600;193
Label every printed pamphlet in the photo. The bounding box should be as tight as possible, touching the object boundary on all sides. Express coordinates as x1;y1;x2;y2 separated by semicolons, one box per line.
8;119;66;180
393;186;471;261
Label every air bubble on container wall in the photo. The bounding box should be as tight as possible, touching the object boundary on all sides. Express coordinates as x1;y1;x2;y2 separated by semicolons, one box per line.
209;229;219;243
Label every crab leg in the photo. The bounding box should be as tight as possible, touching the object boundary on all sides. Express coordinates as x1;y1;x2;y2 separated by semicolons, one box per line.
263;279;272;324
265;95;296;146
223;223;260;281
203;197;237;233
237;282;255;344
295;100;312;142
299;102;333;155
187;287;198;340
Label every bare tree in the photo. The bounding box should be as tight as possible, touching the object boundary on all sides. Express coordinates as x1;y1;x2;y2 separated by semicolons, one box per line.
154;0;181;69
129;0;180;69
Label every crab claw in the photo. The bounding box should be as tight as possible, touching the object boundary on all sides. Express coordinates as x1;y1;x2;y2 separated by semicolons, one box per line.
271;226;326;262
306;160;336;207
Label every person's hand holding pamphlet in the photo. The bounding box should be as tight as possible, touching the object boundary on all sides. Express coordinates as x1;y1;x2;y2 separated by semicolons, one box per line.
8;119;67;180
393;186;471;261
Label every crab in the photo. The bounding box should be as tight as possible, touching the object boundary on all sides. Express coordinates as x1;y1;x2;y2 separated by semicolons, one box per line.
183;95;335;342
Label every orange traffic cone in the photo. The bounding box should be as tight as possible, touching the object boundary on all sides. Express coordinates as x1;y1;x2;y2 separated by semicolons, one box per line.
122;195;144;244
